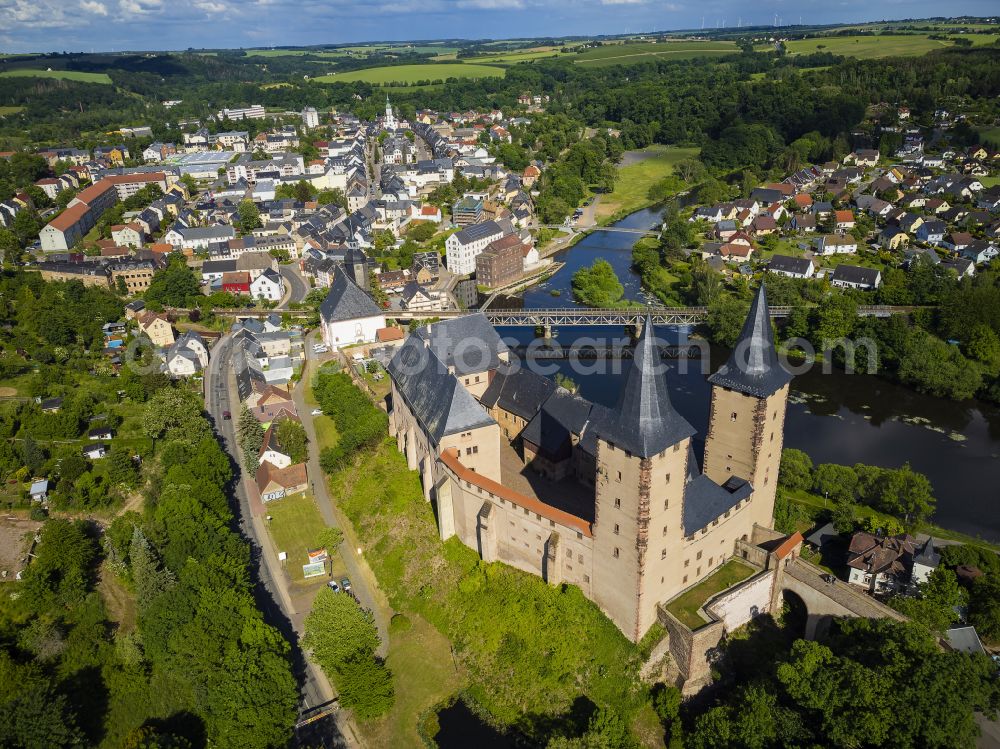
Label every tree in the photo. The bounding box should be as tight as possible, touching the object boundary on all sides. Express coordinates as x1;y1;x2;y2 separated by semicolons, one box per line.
969;574;1000;644
108;447;140;489
0;651;84;748
706;296;749;348
877;463;936;524
237;199;262;234
144;255;201;308
316;527;344;553
571;260;624;307
890;567;965;634
129;526;175;611
830;501;857;534
236;404;264;477
779;449;814;491
275;419;308;464
812;463;858;503
334;652;394;720
304;588;381;667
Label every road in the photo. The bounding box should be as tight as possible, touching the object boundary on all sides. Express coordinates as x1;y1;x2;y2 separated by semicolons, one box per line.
279;264;309;308
204;336;356;748
291;333;393;652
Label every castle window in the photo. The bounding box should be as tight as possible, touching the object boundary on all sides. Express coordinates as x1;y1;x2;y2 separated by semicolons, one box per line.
625;449;631;459
616;471;622;482
696;550;702;560
550;520;555;528
613;547;620;558
475;375;481;383
683;575;688;584
473;446;478;454
523;508;529;516
664;499;669;510
713;519;719;527
696;567;701;576
724;511;730;519
770;433;774;442
608;442;615;451
464;377;469;384
536;513;541;521
684;559;689;568
731;411;737;421
578;554;583;563
665;473;671;484
661;549;667;560
614;498;621;509
709;557;713;566
613;524;620;535
662;525;668;536
567;549;572;558
764;476;769;485
577;532;583;540
583;575;590;583
673;443;680;452
773;411;778;420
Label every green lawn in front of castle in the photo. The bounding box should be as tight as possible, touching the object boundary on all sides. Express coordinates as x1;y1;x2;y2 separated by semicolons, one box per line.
665;559;756;630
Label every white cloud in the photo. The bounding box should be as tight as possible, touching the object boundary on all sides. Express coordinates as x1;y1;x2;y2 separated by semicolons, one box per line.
193;0;228;11
600;0;647;4
80;0;109;14
119;0;162;13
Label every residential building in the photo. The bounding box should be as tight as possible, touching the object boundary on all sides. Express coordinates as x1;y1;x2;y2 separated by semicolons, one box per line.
136;311;175;347
302;107;320;129
830;265;881;290
445;220;504;276
452;196;484;226
767;255;815;279
476;233;523;288
250;268;284;301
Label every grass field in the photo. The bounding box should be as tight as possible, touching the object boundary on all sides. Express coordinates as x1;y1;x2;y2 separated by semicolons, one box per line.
0;69;112;84
778;34;998;59
266;492;328;583
596;144;699;220
665;560;755;630
979;126;1000;144
360;615;462;747
574;40;739;67
471;48;563;64
314;63;505;85
0;106;24;116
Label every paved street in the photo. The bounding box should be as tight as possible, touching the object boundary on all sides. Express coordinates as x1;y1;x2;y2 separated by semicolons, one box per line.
204;336;358;748
279;263;309;308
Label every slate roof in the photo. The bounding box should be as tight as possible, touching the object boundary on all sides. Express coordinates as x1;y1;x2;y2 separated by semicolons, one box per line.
413;314;508;376
521;389;594;457
912;537;941;568
593;315;695;458
319;266;383;323
682;474;753;536
831;264;880;287
387;336;496;443
450;220;502;246
478;364;555;422
707;284;793;398
768;255;812;275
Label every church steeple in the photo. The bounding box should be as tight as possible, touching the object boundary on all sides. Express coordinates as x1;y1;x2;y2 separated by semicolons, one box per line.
707;284;792;398
595;314;695;458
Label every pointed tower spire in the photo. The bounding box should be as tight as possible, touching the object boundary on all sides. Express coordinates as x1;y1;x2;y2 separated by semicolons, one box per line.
708;284;793;398
595;314;695;458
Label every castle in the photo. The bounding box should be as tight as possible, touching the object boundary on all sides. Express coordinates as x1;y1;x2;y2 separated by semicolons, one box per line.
385;286;792;642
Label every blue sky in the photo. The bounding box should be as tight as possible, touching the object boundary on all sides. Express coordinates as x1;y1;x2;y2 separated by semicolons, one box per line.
0;0;996;54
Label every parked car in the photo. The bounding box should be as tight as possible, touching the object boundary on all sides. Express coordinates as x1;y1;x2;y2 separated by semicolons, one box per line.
222;410;231;420
310;408;323;416
326;580;340;592
340;577;352;592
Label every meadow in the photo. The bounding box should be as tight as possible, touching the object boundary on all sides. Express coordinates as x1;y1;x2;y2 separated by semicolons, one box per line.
596;144;699;220
778;33;998;59
313;63;505;85
0;69;112;84
574;40;739;67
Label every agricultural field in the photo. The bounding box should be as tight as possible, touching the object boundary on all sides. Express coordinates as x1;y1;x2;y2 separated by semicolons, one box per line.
0;69;112;84
313;63;505;85
470;46;566;64
778;33;998;59
574;40;739;67
978;125;1000;144
596;144;699;220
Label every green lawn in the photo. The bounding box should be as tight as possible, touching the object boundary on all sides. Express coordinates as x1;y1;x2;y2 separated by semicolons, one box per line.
265;492;328;583
979;175;1000;188
777;34;998;59
978;126;1000;145
0;106;24;116
597;144;699;221
313;63;505;85
360;614;463;748
665;559;755;630
574;41;739;67
0;69;112;84
471;49;563;64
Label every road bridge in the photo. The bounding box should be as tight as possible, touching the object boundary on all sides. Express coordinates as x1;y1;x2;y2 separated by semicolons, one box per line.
535;224;661;237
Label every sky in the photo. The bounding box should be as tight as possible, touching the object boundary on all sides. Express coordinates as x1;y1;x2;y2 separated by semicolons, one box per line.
0;0;996;54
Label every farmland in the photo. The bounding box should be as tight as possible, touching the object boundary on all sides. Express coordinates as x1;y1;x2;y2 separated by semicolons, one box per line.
313;63;505;85
777;33;998;59
0;69;113;84
574;40;739;67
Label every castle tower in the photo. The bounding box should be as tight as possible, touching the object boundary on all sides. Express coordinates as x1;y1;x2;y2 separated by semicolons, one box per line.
591;316;696;641
703;284;793;531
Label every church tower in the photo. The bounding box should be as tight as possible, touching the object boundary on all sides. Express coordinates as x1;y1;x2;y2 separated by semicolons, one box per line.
591;316;696;641
384;95;396;131
703;285;793;531
344;246;370;291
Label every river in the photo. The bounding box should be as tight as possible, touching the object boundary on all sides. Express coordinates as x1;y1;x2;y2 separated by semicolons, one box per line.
491;206;1000;543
